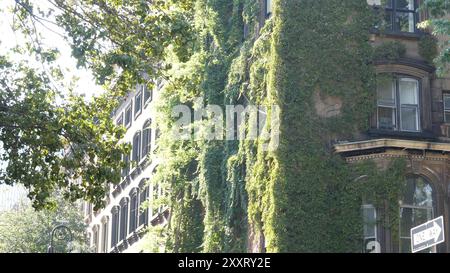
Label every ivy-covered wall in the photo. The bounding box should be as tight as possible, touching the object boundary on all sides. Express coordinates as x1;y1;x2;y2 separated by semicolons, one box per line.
144;0;409;253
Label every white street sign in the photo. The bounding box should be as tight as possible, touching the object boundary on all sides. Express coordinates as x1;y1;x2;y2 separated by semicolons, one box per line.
410;216;445;253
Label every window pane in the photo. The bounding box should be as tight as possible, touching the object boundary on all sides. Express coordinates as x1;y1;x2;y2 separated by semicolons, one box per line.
396;0;414;10
363;206;376;237
444;95;450;110
135;94;142;115
399;78;418;105
143;85;152;104
445;112;450;123
378;107;396;130
400;207;432;236
384;11;393;31
403;177;433;207
395;12;415;32
377;78;395;105
401;106;418;131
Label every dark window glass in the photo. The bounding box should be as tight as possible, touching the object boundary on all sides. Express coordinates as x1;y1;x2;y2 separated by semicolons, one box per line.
142;120;152;158
111;208;119;247
443;93;450;123
129;192;138;233
125;103;132;127
132;132;141;163
121;153;130;178
135;92;142;118
139;186;149;226
384;0;417;33
143;84;152;104
102;220;108;253
119;201;128;241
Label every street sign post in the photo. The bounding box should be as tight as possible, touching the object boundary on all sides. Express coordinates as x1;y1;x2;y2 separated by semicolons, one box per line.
410;216;445;253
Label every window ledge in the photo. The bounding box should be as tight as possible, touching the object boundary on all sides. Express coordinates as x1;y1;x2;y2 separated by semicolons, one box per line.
367;129;436;140
334;138;450;154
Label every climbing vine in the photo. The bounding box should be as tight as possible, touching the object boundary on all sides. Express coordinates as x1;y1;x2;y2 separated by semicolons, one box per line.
142;0;410;253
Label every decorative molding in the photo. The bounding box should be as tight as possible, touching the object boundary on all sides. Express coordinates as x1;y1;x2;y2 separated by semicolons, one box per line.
335;138;450;154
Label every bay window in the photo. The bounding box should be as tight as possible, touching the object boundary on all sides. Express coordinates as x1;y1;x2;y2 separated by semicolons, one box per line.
377;75;420;132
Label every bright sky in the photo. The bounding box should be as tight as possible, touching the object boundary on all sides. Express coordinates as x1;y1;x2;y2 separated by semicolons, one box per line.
0;0;105;100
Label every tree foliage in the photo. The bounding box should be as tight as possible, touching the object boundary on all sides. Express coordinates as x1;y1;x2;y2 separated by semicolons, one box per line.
0;0;196;209
419;0;450;73
0;192;90;253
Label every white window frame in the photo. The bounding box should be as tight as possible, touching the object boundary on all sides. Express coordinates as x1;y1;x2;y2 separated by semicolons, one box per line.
377;75;420;132
443;93;450;123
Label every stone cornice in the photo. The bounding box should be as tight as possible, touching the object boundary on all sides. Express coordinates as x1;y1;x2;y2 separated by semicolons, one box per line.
334;138;450;154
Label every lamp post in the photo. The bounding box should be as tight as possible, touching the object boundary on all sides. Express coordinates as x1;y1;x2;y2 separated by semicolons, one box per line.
47;224;73;253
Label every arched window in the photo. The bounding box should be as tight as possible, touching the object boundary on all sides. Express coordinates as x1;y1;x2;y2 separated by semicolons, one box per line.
110;206;120;247
142;119;152;158
399;175;434;253
119;198;129;241
92;225;99;253
139;179;149;227
132;132;141;163
129;188;139;233
101;217;109;253
121;152;130;178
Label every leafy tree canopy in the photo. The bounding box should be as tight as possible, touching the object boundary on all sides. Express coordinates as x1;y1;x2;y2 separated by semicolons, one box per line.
0;0;195;209
0;191;90;253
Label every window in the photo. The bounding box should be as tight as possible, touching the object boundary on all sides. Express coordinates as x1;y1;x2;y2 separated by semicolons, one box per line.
111;206;120;247
101;218;109;253
377;0;418;33
152;182;161;217
138;183;149;227
92;226;99;253
142;119;152;158
362;204;379;253
119;198;129;241
135;92;142;119
399;176;435;253
121;153;130;178
443;93;450;123
377;75;420;132
143;84;152;105
265;0;273;18
129;189;139;233
116;113;124;127
132;132;141;163
125;103;133;128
